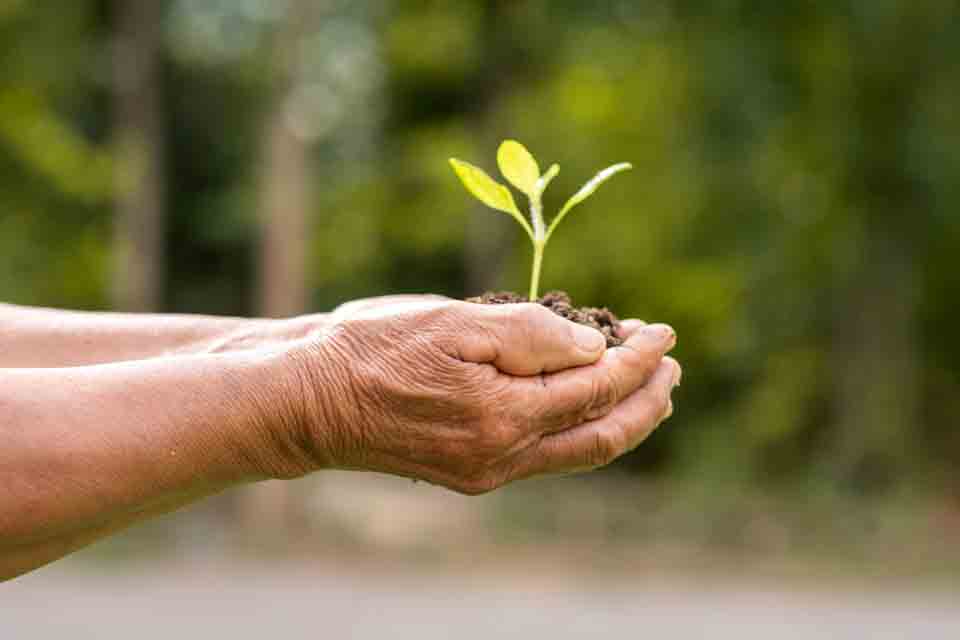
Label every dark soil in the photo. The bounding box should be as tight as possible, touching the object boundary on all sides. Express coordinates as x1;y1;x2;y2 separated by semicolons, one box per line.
466;290;623;348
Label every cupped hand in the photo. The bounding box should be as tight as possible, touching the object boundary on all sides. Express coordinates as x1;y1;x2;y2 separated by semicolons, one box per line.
286;299;680;494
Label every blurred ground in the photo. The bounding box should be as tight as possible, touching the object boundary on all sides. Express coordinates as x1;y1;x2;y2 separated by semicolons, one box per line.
3;470;958;639
3;556;958;639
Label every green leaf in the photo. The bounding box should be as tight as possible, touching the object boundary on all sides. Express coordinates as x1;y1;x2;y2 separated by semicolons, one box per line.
449;158;534;240
535;163;560;198
496;140;541;197
545;162;632;243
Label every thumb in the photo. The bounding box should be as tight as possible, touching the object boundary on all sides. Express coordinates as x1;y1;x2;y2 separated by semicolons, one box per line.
453;302;606;376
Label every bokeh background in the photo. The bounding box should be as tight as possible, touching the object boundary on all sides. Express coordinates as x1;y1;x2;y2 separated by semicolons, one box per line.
2;1;959;637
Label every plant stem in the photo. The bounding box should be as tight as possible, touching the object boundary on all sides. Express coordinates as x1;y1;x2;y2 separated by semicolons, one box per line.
527;179;549;301
529;241;544;301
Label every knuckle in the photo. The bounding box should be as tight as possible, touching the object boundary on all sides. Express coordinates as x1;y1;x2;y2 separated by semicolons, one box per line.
509;303;545;349
446;303;502;355
635;388;671;430
588;426;626;468
513;302;549;325
585;371;620;421
624;349;662;383
428;303;493;359
652;383;673;416
645;352;667;378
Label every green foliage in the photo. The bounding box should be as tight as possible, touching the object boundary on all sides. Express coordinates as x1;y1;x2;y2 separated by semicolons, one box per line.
451;140;631;299
2;0;959;498
0;0;111;308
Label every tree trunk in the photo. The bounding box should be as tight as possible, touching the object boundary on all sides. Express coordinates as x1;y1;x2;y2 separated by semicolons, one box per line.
112;0;165;311
257;98;310;318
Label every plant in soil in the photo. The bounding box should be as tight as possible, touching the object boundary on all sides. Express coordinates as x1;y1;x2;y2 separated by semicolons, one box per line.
450;140;632;347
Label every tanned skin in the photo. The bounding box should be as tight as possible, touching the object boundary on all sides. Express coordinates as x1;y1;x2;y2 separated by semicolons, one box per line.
0;298;680;581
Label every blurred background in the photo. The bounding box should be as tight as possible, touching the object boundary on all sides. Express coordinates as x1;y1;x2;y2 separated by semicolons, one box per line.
2;1;959;637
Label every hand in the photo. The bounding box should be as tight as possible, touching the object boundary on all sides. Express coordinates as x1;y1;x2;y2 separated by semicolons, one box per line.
205;295;448;355
285;299;681;494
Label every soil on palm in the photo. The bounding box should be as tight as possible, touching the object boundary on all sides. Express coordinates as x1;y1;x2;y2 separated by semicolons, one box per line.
466;290;623;348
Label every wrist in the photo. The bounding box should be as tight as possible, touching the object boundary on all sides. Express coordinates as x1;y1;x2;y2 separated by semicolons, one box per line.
220;326;355;480
162;315;340;480
212;349;317;481
280;327;360;473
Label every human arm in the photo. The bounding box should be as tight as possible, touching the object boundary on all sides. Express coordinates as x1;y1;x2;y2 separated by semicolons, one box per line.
0;348;302;580
0;299;679;581
0;295;446;368
0;302;321;368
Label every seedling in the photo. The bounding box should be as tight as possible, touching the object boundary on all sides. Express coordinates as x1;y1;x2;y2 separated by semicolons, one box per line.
450;140;631;300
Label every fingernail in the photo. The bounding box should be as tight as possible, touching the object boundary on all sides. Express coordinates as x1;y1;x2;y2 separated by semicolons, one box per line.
641;323;676;348
573;324;606;353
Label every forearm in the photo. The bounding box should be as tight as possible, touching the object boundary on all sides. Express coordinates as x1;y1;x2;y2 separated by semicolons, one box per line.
0;303;312;368
0;350;313;580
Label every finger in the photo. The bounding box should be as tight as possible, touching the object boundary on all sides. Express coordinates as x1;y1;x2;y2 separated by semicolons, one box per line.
515;356;681;478
454;302;608;376
617;319;647;340
507;323;677;433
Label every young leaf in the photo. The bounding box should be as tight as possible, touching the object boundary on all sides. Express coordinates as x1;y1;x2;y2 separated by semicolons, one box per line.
497;140;541;197
535;163;560;198
545;162;633;242
449;158;534;239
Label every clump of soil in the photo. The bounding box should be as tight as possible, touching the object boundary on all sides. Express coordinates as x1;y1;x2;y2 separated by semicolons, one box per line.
467;290;623;348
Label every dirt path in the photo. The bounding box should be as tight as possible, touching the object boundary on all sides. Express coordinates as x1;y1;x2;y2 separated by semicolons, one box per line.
3;559;958;639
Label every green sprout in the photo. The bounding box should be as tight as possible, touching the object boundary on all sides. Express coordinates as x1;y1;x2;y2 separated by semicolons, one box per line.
450;140;632;301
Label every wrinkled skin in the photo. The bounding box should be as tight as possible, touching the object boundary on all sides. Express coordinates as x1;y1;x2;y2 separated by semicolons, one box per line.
0;295;678;580
286;296;680;495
